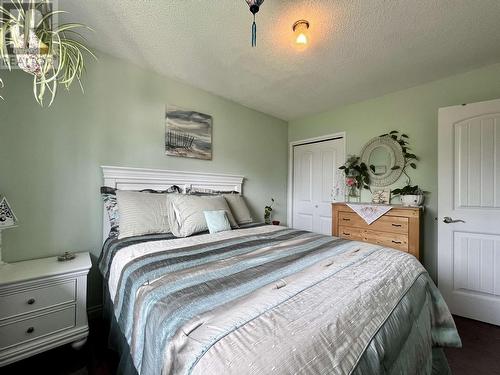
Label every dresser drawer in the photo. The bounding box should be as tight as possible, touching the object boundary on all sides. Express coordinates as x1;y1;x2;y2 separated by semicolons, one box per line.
337;226;364;241
338;225;409;252
0;306;76;350
0;280;76;320
338;212;409;234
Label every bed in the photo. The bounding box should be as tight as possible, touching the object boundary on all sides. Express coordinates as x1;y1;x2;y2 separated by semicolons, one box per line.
98;166;461;375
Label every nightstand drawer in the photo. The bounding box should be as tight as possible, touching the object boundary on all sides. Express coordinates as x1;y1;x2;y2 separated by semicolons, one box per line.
0;306;76;350
0;280;76;320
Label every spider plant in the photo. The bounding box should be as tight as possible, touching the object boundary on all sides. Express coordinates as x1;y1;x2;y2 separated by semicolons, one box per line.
0;0;96;106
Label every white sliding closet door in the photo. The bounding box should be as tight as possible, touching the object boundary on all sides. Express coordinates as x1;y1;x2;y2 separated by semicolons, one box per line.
292;138;344;235
438;98;500;325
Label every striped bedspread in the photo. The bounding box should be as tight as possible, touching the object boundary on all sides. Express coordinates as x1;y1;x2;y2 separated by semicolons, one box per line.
99;225;460;375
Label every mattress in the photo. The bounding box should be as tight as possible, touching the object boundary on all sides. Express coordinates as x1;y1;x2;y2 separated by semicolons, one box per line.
98;224;461;375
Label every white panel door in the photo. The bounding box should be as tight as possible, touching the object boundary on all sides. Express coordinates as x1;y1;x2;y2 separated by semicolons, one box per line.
438;99;500;325
292;139;345;235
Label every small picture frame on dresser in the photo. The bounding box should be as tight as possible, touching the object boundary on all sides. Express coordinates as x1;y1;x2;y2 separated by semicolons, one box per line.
371;189;391;204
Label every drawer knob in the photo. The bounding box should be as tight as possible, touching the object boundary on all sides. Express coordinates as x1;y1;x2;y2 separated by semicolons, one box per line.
391;224;402;227
342;218;350;221
27;298;36;305
392;240;402;244
26;327;35;334
343;232;351;236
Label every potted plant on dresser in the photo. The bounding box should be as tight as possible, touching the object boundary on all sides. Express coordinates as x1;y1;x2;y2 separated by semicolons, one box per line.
392;185;425;207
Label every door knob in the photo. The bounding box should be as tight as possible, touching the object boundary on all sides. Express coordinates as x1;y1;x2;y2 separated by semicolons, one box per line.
443;216;465;224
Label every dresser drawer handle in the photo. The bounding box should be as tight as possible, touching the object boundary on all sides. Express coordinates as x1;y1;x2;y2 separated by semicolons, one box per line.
342;218;351;221
26;327;35;334
342;232;351;236
391;224;402;227
27;298;36;305
392;240;402;244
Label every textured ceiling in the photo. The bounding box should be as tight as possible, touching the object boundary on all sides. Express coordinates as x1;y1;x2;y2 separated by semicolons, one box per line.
61;0;500;120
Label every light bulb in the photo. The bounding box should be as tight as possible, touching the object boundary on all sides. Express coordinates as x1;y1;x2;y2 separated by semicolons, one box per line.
293;20;310;47
296;32;308;45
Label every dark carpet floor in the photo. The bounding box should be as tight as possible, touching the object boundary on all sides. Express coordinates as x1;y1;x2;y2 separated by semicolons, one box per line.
445;316;500;375
2;315;499;374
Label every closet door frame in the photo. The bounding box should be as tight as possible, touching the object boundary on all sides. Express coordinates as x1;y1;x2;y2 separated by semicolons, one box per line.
287;132;346;228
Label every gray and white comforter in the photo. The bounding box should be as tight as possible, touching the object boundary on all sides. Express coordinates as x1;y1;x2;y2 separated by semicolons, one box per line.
99;225;461;375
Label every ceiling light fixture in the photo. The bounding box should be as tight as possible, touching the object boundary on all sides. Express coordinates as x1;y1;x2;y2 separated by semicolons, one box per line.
293;20;310;46
245;0;265;47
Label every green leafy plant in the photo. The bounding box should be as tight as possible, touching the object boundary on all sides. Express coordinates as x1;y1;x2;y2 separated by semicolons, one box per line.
0;0;96;106
264;198;274;224
392;185;425;196
379;130;419;185
339;155;371;190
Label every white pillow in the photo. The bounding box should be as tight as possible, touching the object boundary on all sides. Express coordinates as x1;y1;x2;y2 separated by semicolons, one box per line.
223;194;253;225
167;194;238;237
116;191;170;239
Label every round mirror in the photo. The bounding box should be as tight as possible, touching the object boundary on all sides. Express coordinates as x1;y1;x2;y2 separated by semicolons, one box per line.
368;145;393;176
360;136;404;187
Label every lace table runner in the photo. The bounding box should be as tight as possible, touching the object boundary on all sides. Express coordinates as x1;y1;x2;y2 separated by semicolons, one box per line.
346;204;392;224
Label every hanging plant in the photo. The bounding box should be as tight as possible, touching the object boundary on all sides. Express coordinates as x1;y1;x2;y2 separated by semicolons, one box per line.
0;0;96;106
379;130;419;185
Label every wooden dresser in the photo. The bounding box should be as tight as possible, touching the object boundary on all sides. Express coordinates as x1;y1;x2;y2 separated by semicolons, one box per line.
332;203;421;259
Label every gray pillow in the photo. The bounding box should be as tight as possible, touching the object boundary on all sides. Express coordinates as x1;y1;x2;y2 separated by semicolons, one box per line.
116;190;171;239
167;194;238;237
101;185;181;237
223;194;253;225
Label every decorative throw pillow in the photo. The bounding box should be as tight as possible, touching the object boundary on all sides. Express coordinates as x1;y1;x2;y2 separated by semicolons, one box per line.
101;187;121;237
223;194;253;225
167;194;238;237
203;210;232;234
116;190;172;239
100;186;180;237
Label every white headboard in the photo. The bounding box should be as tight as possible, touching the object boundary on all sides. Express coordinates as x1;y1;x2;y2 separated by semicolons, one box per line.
101;165;244;240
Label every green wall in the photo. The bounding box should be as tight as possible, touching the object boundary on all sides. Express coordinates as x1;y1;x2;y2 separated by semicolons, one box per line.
0;52;288;309
289;63;500;281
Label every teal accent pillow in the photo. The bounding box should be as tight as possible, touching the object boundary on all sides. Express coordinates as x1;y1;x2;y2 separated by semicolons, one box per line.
203;210;232;234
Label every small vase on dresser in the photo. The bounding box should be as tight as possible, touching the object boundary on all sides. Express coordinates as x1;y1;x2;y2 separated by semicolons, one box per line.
0;252;92;367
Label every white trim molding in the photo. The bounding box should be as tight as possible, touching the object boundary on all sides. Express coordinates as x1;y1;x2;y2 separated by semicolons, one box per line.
101;166;245;240
102;166;244;192
287;132;346;227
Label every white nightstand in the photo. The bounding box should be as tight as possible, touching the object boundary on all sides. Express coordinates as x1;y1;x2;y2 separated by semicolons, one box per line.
0;252;92;367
